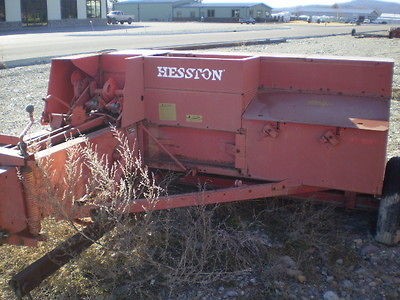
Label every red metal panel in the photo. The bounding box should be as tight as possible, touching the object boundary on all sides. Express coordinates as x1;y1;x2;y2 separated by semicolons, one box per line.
69;54;100;78
0;148;25;167
144;125;236;168
0;134;19;145
100;53;140;88
0;167;27;234
245;91;390;130
260;56;393;98
144;55;259;94
243;120;387;194
34;128;137;217
122;56;145;127
145;89;243;132
45;60;75;116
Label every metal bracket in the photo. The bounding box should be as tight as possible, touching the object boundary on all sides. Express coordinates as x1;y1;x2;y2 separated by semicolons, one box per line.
262;123;279;138
320;130;340;146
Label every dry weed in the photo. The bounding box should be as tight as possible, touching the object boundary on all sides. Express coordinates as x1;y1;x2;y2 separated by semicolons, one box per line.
0;130;371;299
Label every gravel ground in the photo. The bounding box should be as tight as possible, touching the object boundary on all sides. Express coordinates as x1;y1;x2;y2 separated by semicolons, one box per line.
0;35;399;299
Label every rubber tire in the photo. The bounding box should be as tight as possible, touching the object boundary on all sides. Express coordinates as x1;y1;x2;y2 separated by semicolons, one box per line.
120;21;124;24
128;18;132;24
375;157;400;245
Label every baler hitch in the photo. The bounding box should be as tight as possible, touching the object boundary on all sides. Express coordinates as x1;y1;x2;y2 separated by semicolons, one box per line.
9;220;116;299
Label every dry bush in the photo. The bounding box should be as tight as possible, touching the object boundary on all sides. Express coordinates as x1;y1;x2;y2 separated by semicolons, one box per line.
1;130;367;299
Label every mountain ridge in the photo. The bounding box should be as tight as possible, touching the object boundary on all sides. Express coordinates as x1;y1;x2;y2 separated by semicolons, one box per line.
273;0;400;14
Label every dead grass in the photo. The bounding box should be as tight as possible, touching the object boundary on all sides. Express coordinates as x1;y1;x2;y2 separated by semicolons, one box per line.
0;130;366;299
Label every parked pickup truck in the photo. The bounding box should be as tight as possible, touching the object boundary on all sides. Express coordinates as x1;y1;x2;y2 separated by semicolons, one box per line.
107;11;134;24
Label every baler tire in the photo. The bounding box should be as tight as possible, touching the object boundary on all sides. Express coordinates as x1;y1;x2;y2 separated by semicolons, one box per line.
375;157;400;245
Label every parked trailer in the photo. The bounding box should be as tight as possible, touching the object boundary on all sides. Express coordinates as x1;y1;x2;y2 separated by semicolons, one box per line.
0;50;398;297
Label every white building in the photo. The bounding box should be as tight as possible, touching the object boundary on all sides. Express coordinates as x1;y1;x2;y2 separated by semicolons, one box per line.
270;11;290;22
376;13;400;24
0;0;107;30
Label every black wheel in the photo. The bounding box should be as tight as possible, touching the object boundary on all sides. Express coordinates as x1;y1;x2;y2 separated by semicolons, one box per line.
375;157;400;245
351;29;356;36
120;21;124;24
112;18;117;24
128;18;133;24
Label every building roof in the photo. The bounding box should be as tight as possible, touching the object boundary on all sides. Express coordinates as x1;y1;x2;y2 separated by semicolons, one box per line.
295;8;378;15
118;0;187;3
180;2;271;9
379;13;400;19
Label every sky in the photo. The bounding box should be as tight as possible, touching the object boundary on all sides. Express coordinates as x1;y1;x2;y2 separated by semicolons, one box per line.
202;0;400;8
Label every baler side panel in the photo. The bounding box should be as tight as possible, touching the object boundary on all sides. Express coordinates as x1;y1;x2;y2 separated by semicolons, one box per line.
143;56;259;94
145;126;236;169
243;121;387;194
260;56;393;98
145;89;243;132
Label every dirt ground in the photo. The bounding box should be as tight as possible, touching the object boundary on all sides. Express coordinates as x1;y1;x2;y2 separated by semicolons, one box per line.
0;35;399;299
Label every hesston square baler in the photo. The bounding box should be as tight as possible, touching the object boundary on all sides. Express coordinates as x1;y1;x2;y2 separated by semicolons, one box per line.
1;50;399;298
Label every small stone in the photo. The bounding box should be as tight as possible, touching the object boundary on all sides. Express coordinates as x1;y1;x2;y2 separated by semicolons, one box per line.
336;258;344;265
297;274;307;283
369;281;377;287
279;255;297;269
250;278;257;285
326;276;334;283
353;238;363;247
286;268;302;278
360;244;379;256
323;291;340;300
342;279;353;289
218;286;225;293
224;290;238;298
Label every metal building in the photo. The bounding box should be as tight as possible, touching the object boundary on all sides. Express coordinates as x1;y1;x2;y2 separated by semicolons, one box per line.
292;8;380;22
114;0;193;22
173;2;272;22
114;0;272;22
0;0;107;31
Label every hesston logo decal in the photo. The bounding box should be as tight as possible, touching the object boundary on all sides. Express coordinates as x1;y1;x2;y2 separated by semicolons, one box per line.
157;66;225;81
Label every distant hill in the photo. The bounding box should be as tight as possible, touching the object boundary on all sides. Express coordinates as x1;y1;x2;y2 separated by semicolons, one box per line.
274;0;400;14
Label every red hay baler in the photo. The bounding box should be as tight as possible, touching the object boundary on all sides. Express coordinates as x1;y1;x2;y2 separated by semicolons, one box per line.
0;50;399;297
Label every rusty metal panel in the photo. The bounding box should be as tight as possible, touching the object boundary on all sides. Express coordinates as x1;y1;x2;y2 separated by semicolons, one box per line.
122;56;145;127
145;89;243;132
45;59;75;116
243;120;387;194
143;55;260;94
0;167;27;234
244;91;390;130
144;125;236;169
0;148;26;167
235;133;247;172
260;56;394;98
